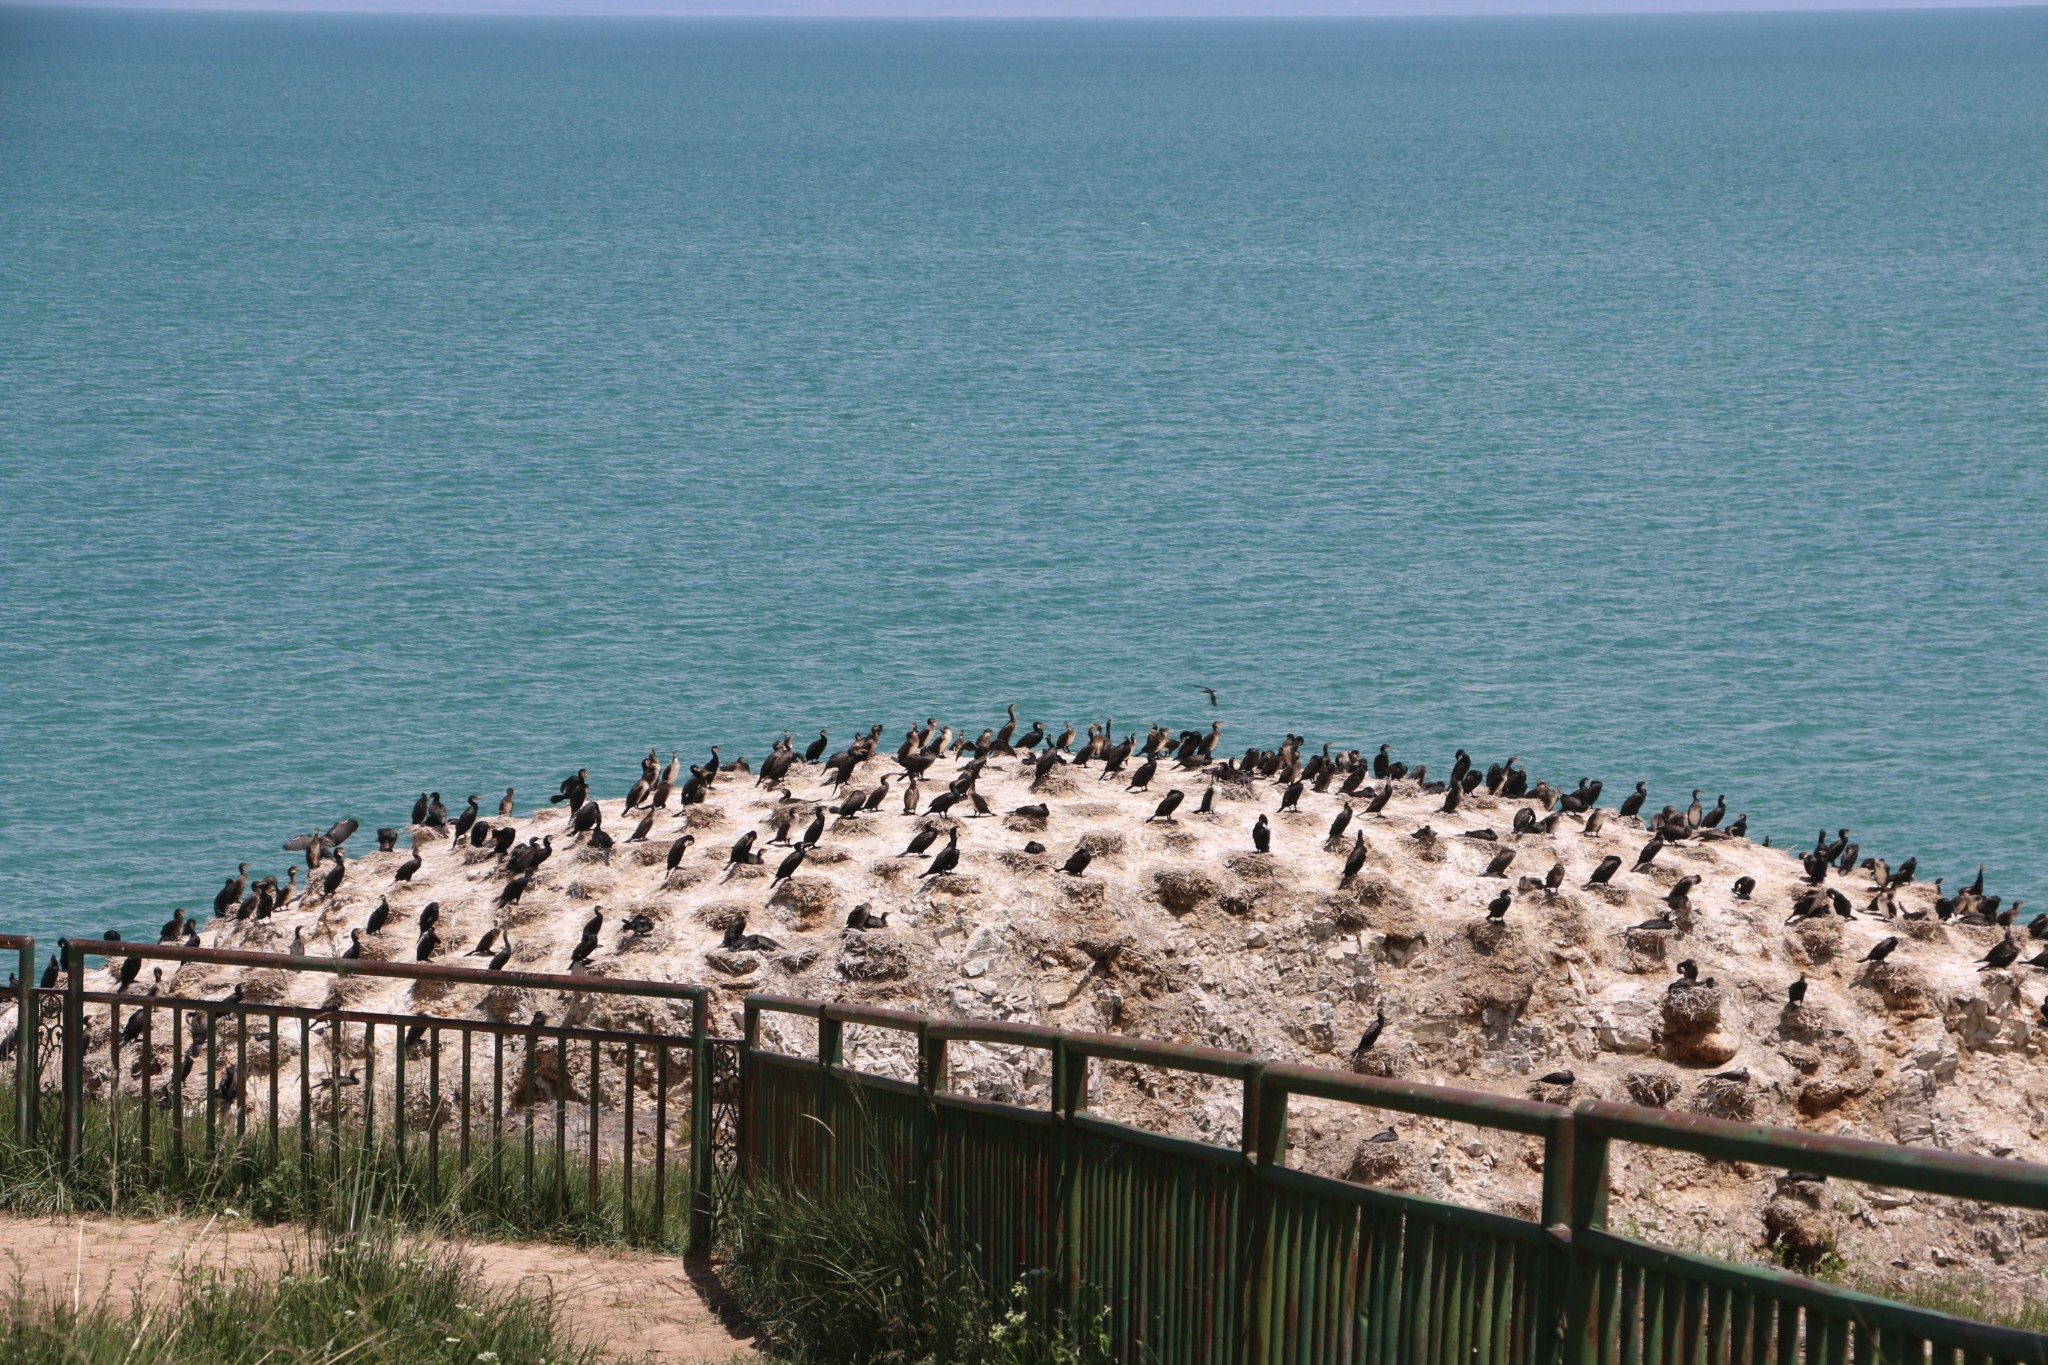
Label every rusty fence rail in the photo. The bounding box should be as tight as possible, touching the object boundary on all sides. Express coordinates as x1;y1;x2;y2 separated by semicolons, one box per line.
739;994;2048;1365
7;933;2048;1365
0;936;725;1252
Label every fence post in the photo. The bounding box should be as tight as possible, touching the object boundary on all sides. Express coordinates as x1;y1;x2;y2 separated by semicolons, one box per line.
1051;1034;1086;1328
1539;1111;1578;1365
1247;1064;1285;1365
688;990;714;1254
917;1021;945;1248
61;939;85;1168
11;937;33;1142
817;1012;843;1194
738;1000;761;1191
1565;1109;1612;1365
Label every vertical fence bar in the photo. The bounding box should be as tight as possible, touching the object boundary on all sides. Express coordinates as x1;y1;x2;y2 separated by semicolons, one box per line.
552;1026;568;1217
459;1026;473;1186
267;1014;280;1168
362;1020;376;1158
139;1004;154;1174
298;1015;311;1187
10;937;32;1142
428;1026;442;1207
62;941;85;1167
1570;1125;1614;1365
394;1022;408;1184
689;992;712;1254
622;1041;636;1243
1250;1065;1286;1365
170;1005;185;1166
521;1028;534;1202
587;1035;601;1214
107;1000;122;1176
655;1043;670;1246
203;1005;219;1160
234;1005;248;1148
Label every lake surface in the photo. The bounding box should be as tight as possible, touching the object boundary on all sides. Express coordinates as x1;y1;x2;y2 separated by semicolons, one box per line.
2;8;2044;942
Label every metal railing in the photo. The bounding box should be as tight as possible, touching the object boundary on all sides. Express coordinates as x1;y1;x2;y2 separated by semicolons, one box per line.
6;931;2048;1365
2;935;722;1252
740;994;2048;1365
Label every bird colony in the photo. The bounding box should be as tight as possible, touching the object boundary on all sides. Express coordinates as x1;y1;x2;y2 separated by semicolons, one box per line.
26;714;2048;1304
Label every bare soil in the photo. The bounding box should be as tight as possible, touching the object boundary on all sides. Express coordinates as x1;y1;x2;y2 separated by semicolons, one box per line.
0;1213;758;1363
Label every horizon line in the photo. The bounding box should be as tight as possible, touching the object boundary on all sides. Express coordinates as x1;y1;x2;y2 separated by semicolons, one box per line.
10;0;2046;16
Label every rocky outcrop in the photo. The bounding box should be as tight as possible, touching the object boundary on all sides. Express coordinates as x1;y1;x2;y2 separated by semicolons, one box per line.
70;731;2048;1312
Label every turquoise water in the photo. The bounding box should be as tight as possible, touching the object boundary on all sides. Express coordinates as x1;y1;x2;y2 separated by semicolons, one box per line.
2;9;2044;942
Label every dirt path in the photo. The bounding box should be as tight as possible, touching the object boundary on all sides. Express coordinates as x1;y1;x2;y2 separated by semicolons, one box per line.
0;1213;758;1362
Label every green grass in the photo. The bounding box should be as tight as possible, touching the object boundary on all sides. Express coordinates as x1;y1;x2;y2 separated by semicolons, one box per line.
0;1096;695;1253
1;1223;616;1364
1803;1255;2048;1337
717;1178;1117;1365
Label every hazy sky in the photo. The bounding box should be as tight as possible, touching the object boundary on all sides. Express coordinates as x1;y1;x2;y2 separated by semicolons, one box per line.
21;0;2045;15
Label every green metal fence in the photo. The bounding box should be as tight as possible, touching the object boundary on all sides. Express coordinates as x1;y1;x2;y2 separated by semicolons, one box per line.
6;932;2048;1365
740;995;2048;1365
2;935;721;1252
1568;1102;2048;1365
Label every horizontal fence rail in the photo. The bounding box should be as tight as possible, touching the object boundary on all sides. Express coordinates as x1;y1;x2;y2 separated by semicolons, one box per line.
7;930;2048;1365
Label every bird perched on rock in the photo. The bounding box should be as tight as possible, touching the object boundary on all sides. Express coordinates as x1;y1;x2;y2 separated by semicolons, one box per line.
1352;1009;1386;1060
1251;815;1270;854
770;843;808;887
1980;935;2019;972
921;829;961;879
1339;833;1368;888
1061;846;1093;877
1584;856;1621;888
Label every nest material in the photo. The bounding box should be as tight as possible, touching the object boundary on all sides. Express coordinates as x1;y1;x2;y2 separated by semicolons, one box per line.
1153;870;1217;916
1346;1138;1418;1189
1691;1077;1756;1121
1860;960;1935;1018
1661;986;1725;1035
838;932;912;982
1078;830;1127;861
1790;918;1844;964
1624;1068;1683;1108
770;875;840;927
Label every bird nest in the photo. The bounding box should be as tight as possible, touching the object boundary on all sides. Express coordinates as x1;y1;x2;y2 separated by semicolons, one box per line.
1002;810;1049;833
1690;1077;1756;1122
683;804;730;832
696;900;753;933
1030;767;1081;797
1858;960;1934;1018
1153;870;1217;916
1225;853;1277;882
1624;1068;1683;1108
837;932;911;982
473;986;532;1024
1790;918;1843;963
1464;920;1516;955
1345;1138;1419;1189
1348;875;1408;911
409;976;457;1007
1661;986;1725;1034
770;876;840;926
1621;928;1670;965
1077;831;1126;861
